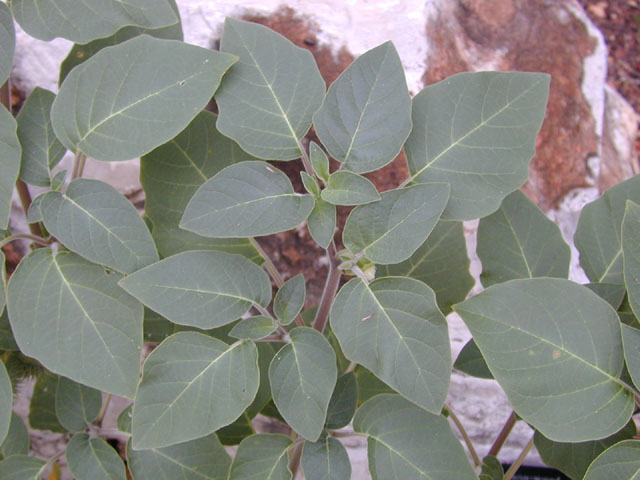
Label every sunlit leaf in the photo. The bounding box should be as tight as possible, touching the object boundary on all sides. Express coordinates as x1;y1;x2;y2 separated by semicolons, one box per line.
310;142;329;182
274;274;305;325
0;105;20;230
583;440;640;480
321;171;380;206
301;436;351;480
307;198;336;249
66;434;126;480
54;376;102;432
228;434;292;480
229;316;277;340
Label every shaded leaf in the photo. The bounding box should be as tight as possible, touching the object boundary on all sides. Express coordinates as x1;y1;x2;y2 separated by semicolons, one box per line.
585;283;626;310
307;198;336;249
405;71;550;220
0;361;10;445
29;374;65;433
54;376;102;432
477;190;570;286
621;324;640;391
331;277;450;413
301;436;351;480
310;142;329;182
321;171;380;206
0;2;14;85
66;434;126;480
274;274;305;325
354;394;477;480
455;278;634;442
0;310;17;351
51;35;236;162
313;41;411;173
342;183;449;264
619;293;640;329
127;434;231;480
479;456;503;480
131;332;259;449
228;434;292;480
119;250;271;329
377;220;473;314
40;178;159;274
623;201;640;319
181;161;314;238
229;316;277;340
354;367;393;405
325;372;357;429
454;339;493;379
9;0;177;44
0;105;20;230
583;440;640;480
216;18;325;160
0;455;45;480
217;412;254;446
575;175;640;284
0;413;29;460
8;249;143;398
117;405;132;434
0;251;5;315
269;327;337;441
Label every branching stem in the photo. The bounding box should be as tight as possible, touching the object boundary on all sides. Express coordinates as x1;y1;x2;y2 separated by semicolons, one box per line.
446;404;481;467
488;410;517;458
312;242;341;333
0;233;52;249
503;435;534;480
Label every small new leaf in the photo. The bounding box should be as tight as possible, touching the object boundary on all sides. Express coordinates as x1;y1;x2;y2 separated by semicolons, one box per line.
273;274;306;325
321;171;380;206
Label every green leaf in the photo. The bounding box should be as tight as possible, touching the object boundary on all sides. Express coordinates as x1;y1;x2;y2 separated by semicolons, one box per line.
66;433;126;480
16;88;66;187
0;310;17;351
7;249;143;398
54;376;102;432
301;436;351;480
585;283;626;310
181;161;314;238
342;183;449;264
0;455;46;480
623;201;640;319
274;274;305;325
0;2;14;86
40;178;158;274
619;294;640;329
229;316;277;340
217;412;254;446
228;434;292;480
454;278;634;442
8;0;178;44
0;413;29;460
117;405;132;434
321;171;380;206
0;251;5;316
331;277;450;413
248;342;277;418
127;434;231;480
58;0;183;84
583;440;640;480
313;41;411;173
51;35;236;162
325;372;357;429
354;367;393;405
479;456;503;480
535;419;637;480
119;250;271;329
141;111;259;260
621;324;640;391
29;373;65;433
307;198;336;249
405;71;550;220
215;18;325;161
454;339;493;379
131;332;259;450
310;142;329;182
0;361;10;445
50;170;66;191
354;394;477;480
269;327;337;441
300;171;320;197
377;220;473;314
575;175;640;284
477;190;570;286
0;105;20;230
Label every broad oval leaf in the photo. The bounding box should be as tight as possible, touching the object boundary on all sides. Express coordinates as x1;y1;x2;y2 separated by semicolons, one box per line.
119;250;271;329
132;333;259;450
9;0;178;44
228;434;292;480
269;327;337;441
330;277;450;413
377;220;473;314
325;372;358;429
0;413;29;460
0;105;20;230
0;2;14;86
51;35;236;162
127;434;231;480
354;394;477;480
454;278;634;442
583;440;640;480
141;111;259;259
274;274;305;325
405;71;550;220
216;18;325;160
621;324;640;391
54;377;102;432
16;88;65;187
307;198;336;249
342;183;449;264
181;161;314;238
313;41;412;173
66;434;126;480
0;361;11;445
301;436;351;480
321;171;380;206
535;419;637;480
477;190;570;287
586;282;626;310
40;178;158;274
229;316;277;340
623;201;640;319
0;455;45;480
7;249;143;398
575;175;640;284
29;374;65;433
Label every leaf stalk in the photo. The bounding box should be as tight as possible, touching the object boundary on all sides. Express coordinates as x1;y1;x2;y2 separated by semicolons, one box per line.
446;404;481;467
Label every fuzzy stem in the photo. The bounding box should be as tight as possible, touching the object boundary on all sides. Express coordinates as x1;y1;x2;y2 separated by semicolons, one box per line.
297;139;314;177
503;436;534;480
96;394;112;426
446;404;481;467
250;237;284;287
71;151;87;180
0;233;51;249
312;242;341;333
488;410;517;458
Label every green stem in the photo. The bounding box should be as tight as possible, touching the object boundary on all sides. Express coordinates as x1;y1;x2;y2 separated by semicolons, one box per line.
297;140;314;177
503;436;534;480
288;433;304;478
446;404;481;467
312;242;341;333
96;393;112;426
72;151;87;180
0;233;51;249
488;410;517;458
617;378;640;408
